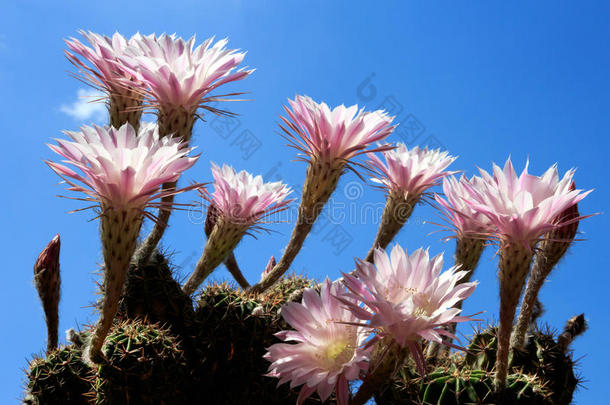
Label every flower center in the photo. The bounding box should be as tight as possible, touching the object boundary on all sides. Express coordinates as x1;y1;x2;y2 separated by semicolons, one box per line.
324;340;354;367
413;293;436;318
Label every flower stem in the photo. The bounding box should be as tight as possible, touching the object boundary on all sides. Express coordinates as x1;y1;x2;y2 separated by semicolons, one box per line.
364;193;416;263
183;219;247;295
86;209;142;365
224;252;250;289
494;243;533;392
557;313;587;353
248;160;342;294
247;211;315;295
133;182;176;264
108;91;143;132
511;256;553;348
512;235;572;349
134;106;197;264
351;338;404;405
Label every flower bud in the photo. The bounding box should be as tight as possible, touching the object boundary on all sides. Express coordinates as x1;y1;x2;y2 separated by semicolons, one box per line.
34;234;61;354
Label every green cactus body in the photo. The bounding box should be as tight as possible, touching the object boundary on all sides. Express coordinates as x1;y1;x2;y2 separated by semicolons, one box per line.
93;320;191;405
379;326;579;405
25;346;92;405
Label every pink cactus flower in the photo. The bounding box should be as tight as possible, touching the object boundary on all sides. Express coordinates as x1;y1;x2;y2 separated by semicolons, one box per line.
265;279;371;405
340;245;476;373
467;159;591;390
435;175;494;239
466;158;591;248
46;122;199;212
249;96;395;295
182;165;291;294
65;31;146;129
202;163;292;225
46;122;199;364
369;144;457;198
119;34;253;113
65;31;140;94
280;95;396;165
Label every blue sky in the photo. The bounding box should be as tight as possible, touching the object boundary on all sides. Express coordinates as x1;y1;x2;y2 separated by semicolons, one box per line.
2;1;609;402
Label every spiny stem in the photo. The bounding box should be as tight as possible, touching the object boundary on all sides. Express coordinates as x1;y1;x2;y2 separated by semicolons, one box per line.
224;252;250;289
134;183;176;265
45;307;59;355
108;91;143;131
204;204;250;289
512;238;572;348
86;257;128;364
248;160;342;294
557;313;587;353
183;220;247;295
248;216;314;295
511;259;549;349
86;209;142;365
494;243;533;392
364;193;416;263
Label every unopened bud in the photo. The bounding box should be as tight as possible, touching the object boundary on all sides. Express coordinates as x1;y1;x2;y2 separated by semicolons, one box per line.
261;256;276;280
34;234;60;283
34;234;61;354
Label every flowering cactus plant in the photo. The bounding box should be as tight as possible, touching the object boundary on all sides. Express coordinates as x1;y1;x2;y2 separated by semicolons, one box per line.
25;30;594;405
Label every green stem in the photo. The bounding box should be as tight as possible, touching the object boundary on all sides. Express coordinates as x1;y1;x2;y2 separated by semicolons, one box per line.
364;192;416;263
86;209;142;365
248;160;343;294
108;91;143;131
351;338;404;405
225;252;250;289
183;219;247;295
494;243;533;392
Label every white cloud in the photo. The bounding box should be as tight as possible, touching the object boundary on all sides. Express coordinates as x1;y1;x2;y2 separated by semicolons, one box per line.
60;88;107;123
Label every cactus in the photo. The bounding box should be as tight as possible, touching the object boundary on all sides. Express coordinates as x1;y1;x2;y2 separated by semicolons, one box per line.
193;282;308;404
378;364;551;405
117;252;195;336
25;344;92;405
377;324;581;405
92;320;192;404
